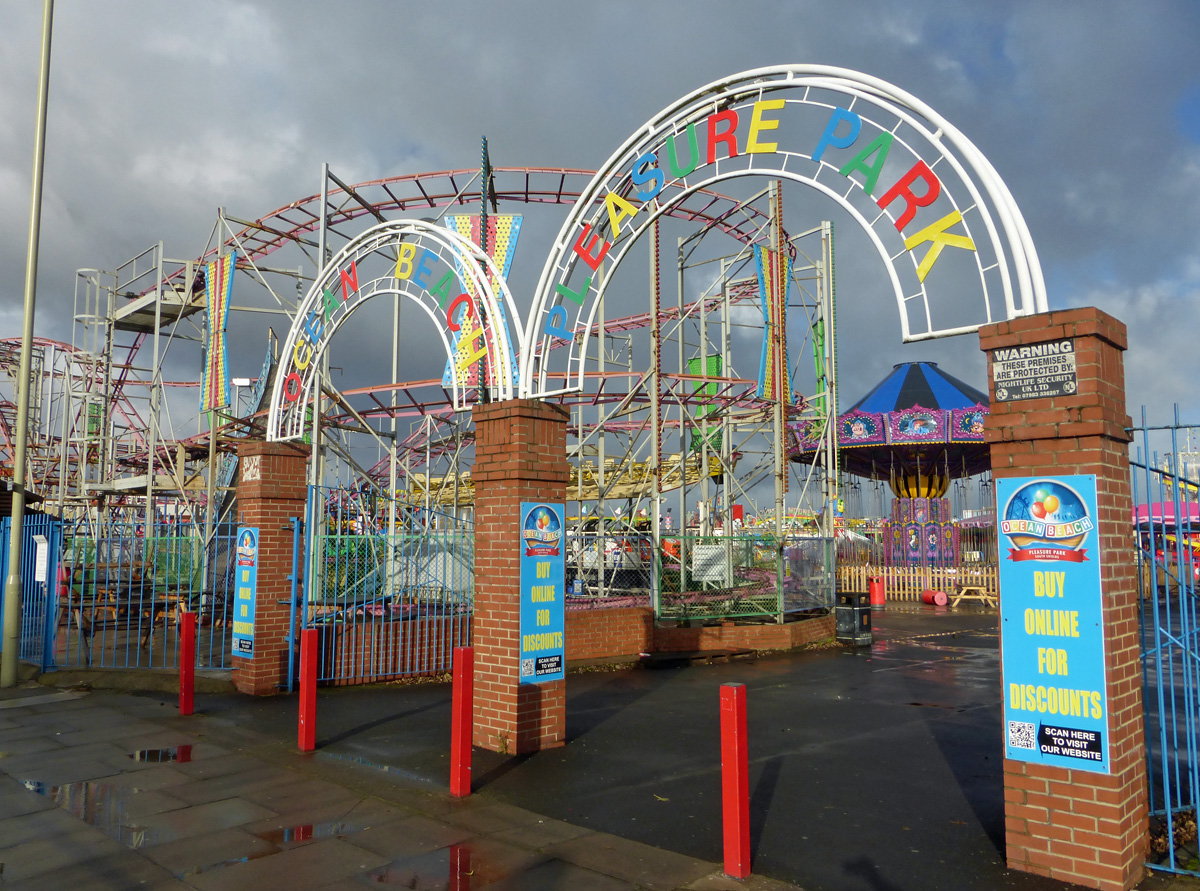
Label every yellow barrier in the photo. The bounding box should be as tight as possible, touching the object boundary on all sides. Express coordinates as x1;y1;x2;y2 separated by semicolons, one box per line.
837;564;998;603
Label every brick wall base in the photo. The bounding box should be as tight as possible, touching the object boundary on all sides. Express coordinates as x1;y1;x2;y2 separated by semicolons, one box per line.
564;607;836;664
319;615;470;686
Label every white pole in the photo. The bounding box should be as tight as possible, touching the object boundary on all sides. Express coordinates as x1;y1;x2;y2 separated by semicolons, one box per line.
3;0;54;687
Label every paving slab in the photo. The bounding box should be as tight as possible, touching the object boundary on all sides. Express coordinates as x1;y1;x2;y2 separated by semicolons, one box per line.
185;836;389;891
131;795;278;846
547;831;717;890
140;825;281;879
348;812;476;859
1;847;190;891
0;830;128;883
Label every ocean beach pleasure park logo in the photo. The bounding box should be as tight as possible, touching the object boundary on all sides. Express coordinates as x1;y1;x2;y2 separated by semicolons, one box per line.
1001;480;1094;563
522;505;562;557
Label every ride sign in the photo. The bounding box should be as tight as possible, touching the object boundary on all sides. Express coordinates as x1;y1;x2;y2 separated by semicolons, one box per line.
519;503;565;684
997;476;1109;773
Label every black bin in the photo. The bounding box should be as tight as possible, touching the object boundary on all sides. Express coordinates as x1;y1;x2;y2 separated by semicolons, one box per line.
835;591;872;646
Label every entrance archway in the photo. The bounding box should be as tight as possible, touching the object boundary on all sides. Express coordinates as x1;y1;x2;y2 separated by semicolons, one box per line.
267;219;523;442
523;64;1047;398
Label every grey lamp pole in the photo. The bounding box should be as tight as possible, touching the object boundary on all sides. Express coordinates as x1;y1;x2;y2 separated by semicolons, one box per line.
2;0;54;688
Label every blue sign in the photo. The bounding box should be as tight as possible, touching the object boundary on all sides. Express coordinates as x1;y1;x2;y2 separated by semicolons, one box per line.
232;527;259;658
519;502;565;684
997;475;1109;773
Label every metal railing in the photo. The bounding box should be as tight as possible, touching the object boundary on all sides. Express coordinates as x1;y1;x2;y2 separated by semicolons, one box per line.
1133;413;1200;877
656;533;834;622
300;490;473;685
57;520;238;669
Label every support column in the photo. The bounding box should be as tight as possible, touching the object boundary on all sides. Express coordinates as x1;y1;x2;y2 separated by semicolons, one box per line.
232;440;308;696
472;398;569;753
981;308;1146;891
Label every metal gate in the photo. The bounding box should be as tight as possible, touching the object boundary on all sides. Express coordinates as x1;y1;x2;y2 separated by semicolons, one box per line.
295;485;473;687
57;519;238;670
0;513;62;671
1133;412;1200;876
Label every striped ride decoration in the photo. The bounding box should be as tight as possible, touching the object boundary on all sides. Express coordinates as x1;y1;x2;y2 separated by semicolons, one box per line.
200;251;236;411
442;215;522;389
753;244;792;406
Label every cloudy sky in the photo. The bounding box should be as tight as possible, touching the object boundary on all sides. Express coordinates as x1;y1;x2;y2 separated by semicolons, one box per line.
1;0;1198;458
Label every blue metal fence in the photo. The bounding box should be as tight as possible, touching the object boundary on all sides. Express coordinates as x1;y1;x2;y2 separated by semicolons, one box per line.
57;520;239;670
1133;410;1200;876
295;486;473;687
0;513;62;671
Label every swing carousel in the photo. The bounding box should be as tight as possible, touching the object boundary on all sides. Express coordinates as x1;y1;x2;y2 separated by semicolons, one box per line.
792;361;992;567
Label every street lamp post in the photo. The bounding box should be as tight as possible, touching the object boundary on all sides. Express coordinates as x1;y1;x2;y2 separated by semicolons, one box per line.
2;0;55;688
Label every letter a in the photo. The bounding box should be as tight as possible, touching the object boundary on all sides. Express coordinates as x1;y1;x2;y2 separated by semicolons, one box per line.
605;191;640;239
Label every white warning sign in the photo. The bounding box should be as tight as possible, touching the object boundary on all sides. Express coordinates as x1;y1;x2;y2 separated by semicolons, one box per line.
991;339;1077;402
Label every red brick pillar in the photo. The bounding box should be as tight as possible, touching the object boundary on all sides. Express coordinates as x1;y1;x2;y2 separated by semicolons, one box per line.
981;308;1146;890
472;398;569;753
231;440;308;696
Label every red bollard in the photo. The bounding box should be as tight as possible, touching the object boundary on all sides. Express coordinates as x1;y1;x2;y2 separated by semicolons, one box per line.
298;628;318;752
450;646;474;798
179;611;196;716
720;683;751;879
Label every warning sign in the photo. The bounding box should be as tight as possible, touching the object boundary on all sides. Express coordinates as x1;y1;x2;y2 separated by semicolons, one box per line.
991;339;1077;402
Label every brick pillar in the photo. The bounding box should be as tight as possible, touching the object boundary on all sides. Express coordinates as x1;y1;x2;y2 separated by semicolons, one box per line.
231;440;308;696
472;398;569;753
981;308;1146;890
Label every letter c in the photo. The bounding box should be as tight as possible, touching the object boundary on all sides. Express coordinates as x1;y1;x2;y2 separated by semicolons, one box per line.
446;293;474;332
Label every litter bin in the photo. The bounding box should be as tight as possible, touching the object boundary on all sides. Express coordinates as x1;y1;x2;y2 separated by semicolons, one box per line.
868;576;885;607
836;591;872;646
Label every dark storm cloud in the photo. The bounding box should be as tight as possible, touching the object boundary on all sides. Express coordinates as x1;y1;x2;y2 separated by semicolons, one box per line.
0;0;1196;426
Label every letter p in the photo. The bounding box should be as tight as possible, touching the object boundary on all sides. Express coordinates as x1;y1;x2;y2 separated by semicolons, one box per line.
812;107;862;163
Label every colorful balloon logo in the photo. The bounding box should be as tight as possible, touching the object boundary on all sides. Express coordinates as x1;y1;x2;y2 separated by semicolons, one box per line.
1002;480;1091;552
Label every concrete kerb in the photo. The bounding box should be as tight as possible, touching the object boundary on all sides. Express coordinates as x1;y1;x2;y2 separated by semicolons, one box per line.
34;665;236;695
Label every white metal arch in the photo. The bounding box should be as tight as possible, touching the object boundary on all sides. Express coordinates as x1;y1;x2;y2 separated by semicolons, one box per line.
267;220;523;441
522;65;1047;399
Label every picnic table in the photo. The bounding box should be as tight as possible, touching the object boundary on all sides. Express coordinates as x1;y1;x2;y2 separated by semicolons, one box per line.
60;563;184;650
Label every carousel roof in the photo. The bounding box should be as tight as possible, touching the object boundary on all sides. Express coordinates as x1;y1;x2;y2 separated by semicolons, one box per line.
847;362;988;414
791;362;991;481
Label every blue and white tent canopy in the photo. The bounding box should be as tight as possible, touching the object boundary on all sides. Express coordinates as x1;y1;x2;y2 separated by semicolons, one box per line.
792;362;990;490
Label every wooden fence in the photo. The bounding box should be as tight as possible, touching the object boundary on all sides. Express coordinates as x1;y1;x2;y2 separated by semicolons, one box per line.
838;563;999;603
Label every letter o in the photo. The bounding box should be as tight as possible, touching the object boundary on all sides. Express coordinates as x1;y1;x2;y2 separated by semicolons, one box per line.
283;372;303;403
293;339;313;370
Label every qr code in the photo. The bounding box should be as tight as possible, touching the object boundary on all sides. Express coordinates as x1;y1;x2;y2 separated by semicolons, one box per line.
521;658;535;677
1008;721;1037;750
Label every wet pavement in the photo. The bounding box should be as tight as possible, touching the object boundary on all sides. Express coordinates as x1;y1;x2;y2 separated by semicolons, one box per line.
0;603;1195;889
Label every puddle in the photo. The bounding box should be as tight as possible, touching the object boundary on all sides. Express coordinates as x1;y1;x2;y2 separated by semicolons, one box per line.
177;852;274;878
366;844;474;887
22;779;155;848
176;821;364;877
255;820;357;845
129;745;193;763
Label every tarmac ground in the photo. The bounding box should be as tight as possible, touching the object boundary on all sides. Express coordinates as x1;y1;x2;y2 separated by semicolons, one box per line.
0;602;1194;890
